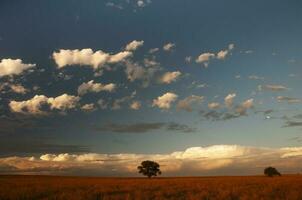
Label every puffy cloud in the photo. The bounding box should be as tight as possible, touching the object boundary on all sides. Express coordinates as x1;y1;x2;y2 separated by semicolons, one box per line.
9;95;49;115
125;61;145;82
0;58;35;76
196;44;234;67
112;97;130;110
163;43;176;51
152;92;178;109
2;145;302;176
259;84;288;91
241;98;254;109
97;99;108;109
216;44;234;60
185;56;192;63
159;71;181;84
208;102;220;109
9;84;28;94
52;49;132;69
235;99;254;115
130;101;141;110
125;40;144;51
124;60;159;87
195;53;215;67
111;91;136;110
47;94;80;111
177;95;204;112
216;50;228;60
0;83;28;94
224;93;236;108
203;96;254;121
137;0;145;7
149;48;159;54
78;80;116;95
9;94;80;115
40;153;76;162
136;0;152;8
228;43;235;50
81;103;96;112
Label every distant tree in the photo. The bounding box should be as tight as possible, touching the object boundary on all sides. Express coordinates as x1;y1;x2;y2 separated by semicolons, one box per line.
264;167;281;177
137;160;161;178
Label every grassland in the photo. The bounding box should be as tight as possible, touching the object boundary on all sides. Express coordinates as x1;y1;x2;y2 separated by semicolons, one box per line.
1;175;302;200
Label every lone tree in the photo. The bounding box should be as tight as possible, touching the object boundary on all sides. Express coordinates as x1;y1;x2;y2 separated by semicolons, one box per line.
137;160;161;178
264;167;281;177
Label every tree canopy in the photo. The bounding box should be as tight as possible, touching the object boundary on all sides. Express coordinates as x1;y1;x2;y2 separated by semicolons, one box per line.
137;160;161;178
264;167;281;177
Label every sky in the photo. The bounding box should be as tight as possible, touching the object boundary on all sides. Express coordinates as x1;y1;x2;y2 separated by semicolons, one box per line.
0;0;302;176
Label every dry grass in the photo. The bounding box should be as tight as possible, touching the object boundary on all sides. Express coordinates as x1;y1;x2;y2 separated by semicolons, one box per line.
1;175;302;200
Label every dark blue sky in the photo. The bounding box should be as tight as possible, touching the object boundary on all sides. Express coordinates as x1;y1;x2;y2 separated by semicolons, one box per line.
1;0;302;159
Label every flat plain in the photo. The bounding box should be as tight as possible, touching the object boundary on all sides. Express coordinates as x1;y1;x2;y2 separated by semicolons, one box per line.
1;175;302;200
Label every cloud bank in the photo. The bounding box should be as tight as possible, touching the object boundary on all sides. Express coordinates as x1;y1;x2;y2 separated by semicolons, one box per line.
1;145;302;176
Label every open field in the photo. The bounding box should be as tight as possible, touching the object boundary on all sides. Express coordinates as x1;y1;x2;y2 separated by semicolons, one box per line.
1;175;302;200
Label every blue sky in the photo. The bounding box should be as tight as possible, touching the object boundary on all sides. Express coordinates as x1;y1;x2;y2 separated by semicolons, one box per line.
0;0;302;176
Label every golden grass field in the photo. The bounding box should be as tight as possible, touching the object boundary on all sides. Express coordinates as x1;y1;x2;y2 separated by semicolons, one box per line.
1;175;302;200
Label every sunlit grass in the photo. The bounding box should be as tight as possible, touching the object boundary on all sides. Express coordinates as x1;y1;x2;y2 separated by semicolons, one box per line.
1;175;302;199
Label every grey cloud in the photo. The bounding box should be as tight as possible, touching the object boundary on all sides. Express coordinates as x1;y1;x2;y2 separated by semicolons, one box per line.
203;111;223;121
293;114;302;119
283;121;302;128
96;122;195;133
124;59;160;87
248;75;264;80
259;84;288;91
0;139;90;157
255;109;274;115
166;122;196;133
202;111;240;121
277;96;301;104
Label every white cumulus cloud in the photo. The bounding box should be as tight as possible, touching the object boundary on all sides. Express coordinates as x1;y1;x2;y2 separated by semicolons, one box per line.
78;80;116;95
52;48;132;69
196;44;234;67
152;92;178;109
130;101;141;110
235;98;254;115
163;43;176;51
224;93;236;108
0;58;35;76
159;71;181;84
177;95;204;112
47;94;80;111
9;94;80;115
125;40;144;51
195;53;215;67
208;102;220;109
